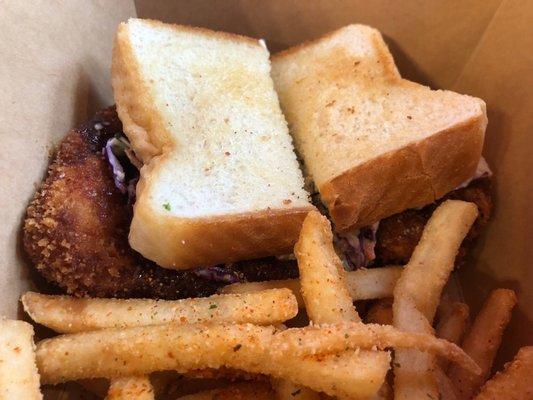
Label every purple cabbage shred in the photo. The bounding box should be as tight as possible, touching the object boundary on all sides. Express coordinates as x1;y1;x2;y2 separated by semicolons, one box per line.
333;222;379;270
193;266;243;284
103;136;141;206
104;138;127;193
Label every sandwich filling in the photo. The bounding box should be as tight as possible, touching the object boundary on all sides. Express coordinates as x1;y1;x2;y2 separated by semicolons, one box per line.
104;126;492;271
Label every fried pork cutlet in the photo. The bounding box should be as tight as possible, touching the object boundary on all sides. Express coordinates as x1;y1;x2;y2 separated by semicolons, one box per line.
23;107;296;299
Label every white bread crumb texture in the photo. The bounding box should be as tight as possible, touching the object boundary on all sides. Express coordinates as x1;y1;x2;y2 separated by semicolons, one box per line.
271;24;486;187
120;19;310;218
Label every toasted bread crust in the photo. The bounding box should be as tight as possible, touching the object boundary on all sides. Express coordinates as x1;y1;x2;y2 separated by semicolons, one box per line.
133;18;261;46
130;201;313;269
131;145;314;269
112;22;165;163
320;114;485;230
273;25;487;230
273;25;393;66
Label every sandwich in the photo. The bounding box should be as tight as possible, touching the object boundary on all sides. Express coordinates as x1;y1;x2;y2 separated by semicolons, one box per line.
14;19;522;400
271;24;487;231
111;19;313;269
23;21;491;300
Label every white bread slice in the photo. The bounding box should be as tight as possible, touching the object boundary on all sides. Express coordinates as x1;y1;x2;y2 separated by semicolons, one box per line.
271;25;487;230
112;19;313;269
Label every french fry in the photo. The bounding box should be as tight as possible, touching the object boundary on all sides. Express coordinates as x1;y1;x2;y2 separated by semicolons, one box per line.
449;288;517;400
221;266;402;307
436;301;470;345
276;323;474;368
436;301;470;371
393;295;440;400
35;322;476;387
22;289;297;333
177;382;274;400
294;211;360;323
106;376;154;400
373;381;393;400
0;319;42;400
294;211;388;398
473;346;533;400
271;379;320;400
393;200;478;400
36;322;393;398
435;367;459;400
394;200;478;322
183;368;263;381
270;324;319;400
365;299;393;325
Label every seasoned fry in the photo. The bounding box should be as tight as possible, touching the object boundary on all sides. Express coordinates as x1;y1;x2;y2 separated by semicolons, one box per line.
346;266;402;302
106;376;154;399
365;299;393;325
35;322;476;385
473;346;533;400
177;382;274;400
270;328;318;400
77;378;110;398
221;266;402;307
393;296;439;400
294;211;388;398
22;289;297;333
435;367;459;400
436;301;470;345
222;279;302;299
0;319;42;400
183;368;262;381
277;323;474;369
394;200;478;322
392;201;478;399
37;323;395;398
294;211;360;322
374;381;393;400
436;301;470;371
449;288;517;400
271;379;320;400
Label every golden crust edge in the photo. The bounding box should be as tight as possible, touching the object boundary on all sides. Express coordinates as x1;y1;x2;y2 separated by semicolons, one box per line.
320;112;486;230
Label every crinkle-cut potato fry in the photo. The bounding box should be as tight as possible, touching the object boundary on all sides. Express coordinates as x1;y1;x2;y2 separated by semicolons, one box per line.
220;266;402;307
394;200;478;323
393;295;440;400
449;288;517;400
365;299;393;325
35;322;476;384
106;376;154;400
272;378;320;400
0;319;42;400
392;201;478;400
294;211;360;323
177;382;274;400
473;346;533;400
21;289;297;333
